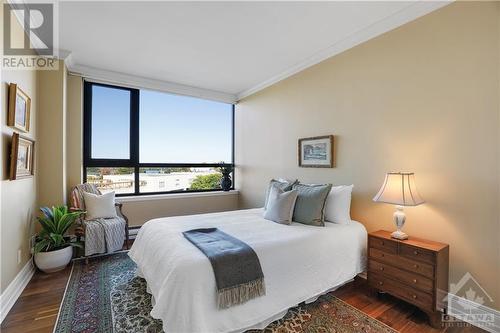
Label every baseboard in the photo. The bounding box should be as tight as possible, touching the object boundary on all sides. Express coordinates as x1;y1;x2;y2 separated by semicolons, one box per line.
446;293;500;333
0;258;35;323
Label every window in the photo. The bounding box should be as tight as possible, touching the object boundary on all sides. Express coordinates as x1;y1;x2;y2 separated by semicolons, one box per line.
140;90;232;163
83;82;234;196
91;85;131;159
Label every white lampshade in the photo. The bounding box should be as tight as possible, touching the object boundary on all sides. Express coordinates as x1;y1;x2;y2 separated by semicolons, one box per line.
373;172;424;206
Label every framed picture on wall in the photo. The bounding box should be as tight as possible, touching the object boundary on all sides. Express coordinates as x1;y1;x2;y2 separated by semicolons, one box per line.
298;135;334;168
8;83;31;133
10;133;35;180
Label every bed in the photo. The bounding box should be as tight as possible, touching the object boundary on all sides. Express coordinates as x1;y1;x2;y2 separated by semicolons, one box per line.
128;208;367;333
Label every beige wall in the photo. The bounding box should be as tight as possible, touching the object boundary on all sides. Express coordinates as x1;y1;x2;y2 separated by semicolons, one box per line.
0;5;38;292
121;192;239;227
37;61;68;207
66;74;83;192
236;2;500;310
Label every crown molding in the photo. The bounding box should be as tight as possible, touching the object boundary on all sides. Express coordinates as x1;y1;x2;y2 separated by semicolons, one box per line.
236;0;452;101
67;63;237;104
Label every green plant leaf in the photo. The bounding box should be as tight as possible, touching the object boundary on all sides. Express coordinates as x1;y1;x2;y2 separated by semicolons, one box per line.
33;239;52;253
35;205;82;253
53;206;63;225
38;217;56;233
57;215;75;235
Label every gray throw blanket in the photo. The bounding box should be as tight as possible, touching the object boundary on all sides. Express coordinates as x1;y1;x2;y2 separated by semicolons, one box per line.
84;217;125;256
183;228;266;309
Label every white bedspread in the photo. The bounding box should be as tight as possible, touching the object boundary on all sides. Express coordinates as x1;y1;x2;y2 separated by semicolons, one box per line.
129;208;367;333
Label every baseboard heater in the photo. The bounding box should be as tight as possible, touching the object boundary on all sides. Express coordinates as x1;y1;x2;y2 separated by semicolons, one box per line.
129;226;140;239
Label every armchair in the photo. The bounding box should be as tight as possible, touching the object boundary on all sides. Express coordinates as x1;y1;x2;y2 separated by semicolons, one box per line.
70;183;130;258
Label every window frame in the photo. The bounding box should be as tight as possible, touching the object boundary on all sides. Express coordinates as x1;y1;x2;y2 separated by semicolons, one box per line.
83;81;235;197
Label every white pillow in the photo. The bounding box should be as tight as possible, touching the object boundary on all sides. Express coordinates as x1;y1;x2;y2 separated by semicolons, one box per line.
83;191;117;220
324;185;353;224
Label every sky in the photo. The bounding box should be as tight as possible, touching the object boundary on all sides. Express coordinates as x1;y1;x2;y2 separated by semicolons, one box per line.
91;85;233;163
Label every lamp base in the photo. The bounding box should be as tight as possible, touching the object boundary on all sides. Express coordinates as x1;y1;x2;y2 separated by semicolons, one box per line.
392;205;408;240
391;230;408;240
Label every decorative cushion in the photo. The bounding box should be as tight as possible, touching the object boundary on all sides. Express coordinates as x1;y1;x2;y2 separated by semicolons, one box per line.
264;178;297;209
82;191;117;220
292;183;332;226
325;185;354;224
263;185;298;225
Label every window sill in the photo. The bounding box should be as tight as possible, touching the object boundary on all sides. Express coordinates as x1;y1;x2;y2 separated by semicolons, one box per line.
116;190;239;203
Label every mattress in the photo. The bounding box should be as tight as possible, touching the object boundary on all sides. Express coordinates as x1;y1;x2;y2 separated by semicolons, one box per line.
128;208;367;333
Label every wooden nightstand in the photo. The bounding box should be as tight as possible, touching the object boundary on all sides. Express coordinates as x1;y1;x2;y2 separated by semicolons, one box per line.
367;230;449;328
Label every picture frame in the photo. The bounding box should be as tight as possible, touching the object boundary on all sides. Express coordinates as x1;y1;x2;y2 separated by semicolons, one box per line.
8;83;31;132
298;135;334;168
9;133;35;180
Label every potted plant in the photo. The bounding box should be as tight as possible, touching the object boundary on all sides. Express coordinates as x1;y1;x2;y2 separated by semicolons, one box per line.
33;206;83;273
217;163;234;191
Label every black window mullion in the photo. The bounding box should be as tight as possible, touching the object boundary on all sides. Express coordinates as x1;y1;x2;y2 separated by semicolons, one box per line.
83;81;93;167
138;163;231;168
231;104;235;190
134;166;140;195
130;88;140;194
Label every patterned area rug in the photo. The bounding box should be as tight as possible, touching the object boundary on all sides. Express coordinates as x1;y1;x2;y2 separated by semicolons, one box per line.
54;253;396;333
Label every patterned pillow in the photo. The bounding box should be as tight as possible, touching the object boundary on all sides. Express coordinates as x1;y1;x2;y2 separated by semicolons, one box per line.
292;183;332;226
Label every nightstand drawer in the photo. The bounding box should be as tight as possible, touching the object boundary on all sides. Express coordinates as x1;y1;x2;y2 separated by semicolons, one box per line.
368;273;433;310
400;243;435;264
369;248;434;278
368;230;449;329
368;260;434;293
369;236;397;254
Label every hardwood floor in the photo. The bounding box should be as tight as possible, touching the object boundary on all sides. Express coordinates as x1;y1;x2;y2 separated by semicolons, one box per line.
332;280;485;333
1;259;486;333
1;265;71;333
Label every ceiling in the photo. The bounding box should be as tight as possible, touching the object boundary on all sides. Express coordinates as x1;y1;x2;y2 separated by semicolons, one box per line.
59;1;450;102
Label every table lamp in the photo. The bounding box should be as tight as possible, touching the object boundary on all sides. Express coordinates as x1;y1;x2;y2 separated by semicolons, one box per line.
373;172;424;240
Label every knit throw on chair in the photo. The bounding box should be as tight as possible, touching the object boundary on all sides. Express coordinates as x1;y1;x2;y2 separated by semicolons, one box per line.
71;184;126;256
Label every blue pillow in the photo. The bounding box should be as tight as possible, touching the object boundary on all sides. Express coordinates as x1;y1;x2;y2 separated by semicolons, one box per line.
292;183;332;226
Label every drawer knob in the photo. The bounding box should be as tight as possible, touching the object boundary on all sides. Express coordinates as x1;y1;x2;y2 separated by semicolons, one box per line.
378;281;384;286
381;254;385;257
414;250;419;255
413;279;417;284
413;264;419;268
379;267;384;271
412;294;417;299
